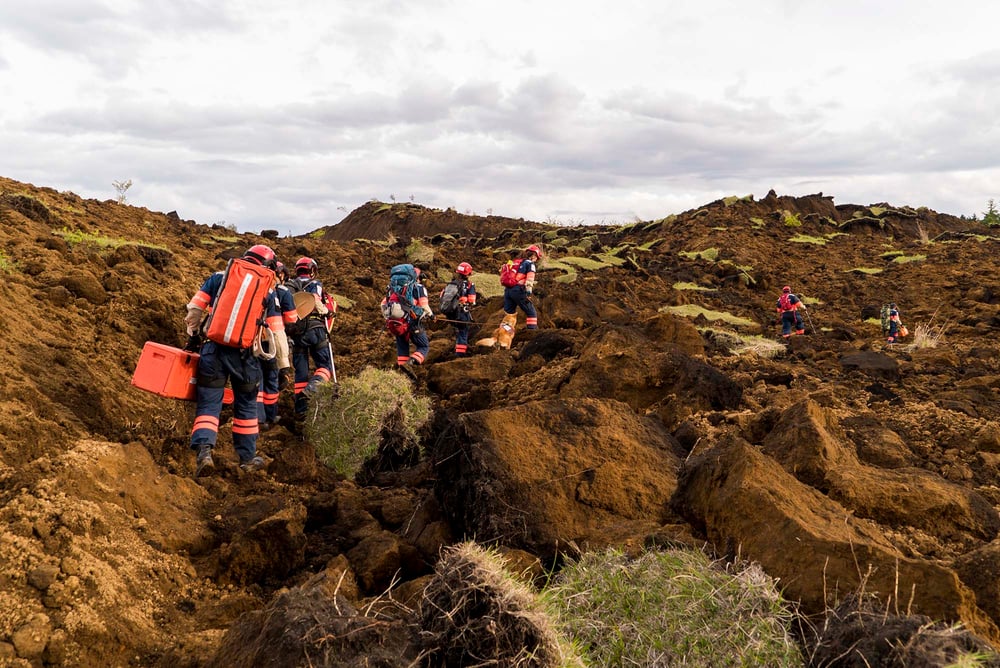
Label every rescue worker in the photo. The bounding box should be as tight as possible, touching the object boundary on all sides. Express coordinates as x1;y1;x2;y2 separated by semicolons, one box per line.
184;244;277;476
886;302;905;344
448;262;477;356
257;261;298;431
286;256;336;418
385;266;432;372
503;244;541;329
775;285;805;339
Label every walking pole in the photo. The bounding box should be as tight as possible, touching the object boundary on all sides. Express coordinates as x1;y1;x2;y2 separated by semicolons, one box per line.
326;313;338;384
797;297;817;335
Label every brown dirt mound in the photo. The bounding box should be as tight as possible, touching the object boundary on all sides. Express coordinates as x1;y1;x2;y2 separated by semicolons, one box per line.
3;175;1000;663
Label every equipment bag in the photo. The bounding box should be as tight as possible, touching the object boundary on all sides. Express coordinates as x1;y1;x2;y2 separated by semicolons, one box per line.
204;258;275;349
439;280;461;317
499;260;520;288
778;293;794;311
381;263;424;321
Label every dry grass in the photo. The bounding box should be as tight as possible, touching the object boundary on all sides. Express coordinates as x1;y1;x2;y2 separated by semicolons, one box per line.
419;542;583;667
904;309;950;352
807;592;998;667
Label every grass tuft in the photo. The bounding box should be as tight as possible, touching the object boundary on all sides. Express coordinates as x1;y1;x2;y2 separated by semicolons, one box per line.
305;367;431;478
420;542;583;667
543;548;803;667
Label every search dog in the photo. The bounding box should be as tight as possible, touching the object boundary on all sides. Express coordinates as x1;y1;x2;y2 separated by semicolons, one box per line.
475;312;518;350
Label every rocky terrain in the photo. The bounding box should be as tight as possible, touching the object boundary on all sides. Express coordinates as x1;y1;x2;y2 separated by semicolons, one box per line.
1;175;1000;666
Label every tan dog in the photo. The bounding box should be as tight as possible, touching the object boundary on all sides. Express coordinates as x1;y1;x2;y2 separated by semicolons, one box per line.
476;312;518;349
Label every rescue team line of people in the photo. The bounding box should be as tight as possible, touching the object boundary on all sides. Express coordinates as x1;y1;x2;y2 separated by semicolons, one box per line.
183;243;898;478
181;243;544;477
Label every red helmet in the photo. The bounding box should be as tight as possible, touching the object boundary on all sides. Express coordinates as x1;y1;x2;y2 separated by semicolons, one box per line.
525;244;543;258
295;257;317;275
782;285;791;293
244;244;276;269
456;262;473;276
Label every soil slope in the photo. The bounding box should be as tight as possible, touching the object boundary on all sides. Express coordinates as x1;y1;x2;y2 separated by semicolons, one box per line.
1;178;1000;666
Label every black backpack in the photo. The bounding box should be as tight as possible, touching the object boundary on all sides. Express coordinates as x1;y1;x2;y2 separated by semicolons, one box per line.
439;280;461;318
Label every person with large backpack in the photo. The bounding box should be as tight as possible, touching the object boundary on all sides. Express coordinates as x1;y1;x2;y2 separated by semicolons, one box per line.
285;256;336;419
439;261;477;357
500;244;541;330
182;244;279;476
257;261;299;431
381;263;432;371
775;285;805;339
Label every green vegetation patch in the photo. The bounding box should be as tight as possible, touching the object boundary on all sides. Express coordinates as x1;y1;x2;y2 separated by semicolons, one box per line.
678;247;719;262
750;217;766;228
880;250;905;258
0;250;17;273
892;254;926;263
544;548;803;667
783;210;803;227
541;259;579;284
723;194;752;206
788;234;827;245
637;238;665;251
405;238;435;265
330;293;354;310
55;227;168;251
470;271;504;298
305;367;432;479
660;304;756;327
846;267;884;275
673;282;713;292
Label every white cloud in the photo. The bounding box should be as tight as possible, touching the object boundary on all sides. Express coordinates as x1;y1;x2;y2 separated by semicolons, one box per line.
1;0;1000;234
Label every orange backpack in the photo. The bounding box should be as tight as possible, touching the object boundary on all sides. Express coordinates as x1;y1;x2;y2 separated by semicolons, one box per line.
204;258;275;349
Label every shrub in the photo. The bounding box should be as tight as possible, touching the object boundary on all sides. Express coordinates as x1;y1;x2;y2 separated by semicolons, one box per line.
543;548;803;667
304;367;431;478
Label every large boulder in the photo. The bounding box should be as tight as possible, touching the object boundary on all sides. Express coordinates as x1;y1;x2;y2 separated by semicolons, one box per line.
434;398;683;560
762;399;1000;542
559;325;741;422
672;437;999;643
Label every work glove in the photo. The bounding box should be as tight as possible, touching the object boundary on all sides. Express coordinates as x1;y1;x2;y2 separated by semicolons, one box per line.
183;333;202;352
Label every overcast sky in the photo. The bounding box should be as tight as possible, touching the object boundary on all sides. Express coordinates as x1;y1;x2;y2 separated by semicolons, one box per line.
2;1;999;235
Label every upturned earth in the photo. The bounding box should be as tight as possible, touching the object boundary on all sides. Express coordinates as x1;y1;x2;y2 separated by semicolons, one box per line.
1;176;999;666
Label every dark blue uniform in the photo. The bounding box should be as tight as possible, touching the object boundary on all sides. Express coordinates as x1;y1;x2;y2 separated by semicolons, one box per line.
188;271;278;464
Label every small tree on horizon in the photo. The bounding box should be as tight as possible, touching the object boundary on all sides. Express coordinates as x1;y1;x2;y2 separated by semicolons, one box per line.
112;179;132;205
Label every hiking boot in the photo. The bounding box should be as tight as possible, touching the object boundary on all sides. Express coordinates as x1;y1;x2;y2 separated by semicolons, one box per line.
195;446;214;477
260;420;275;433
239;456;265;473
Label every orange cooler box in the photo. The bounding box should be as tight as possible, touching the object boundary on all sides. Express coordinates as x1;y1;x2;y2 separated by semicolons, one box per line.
131;342;200;401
